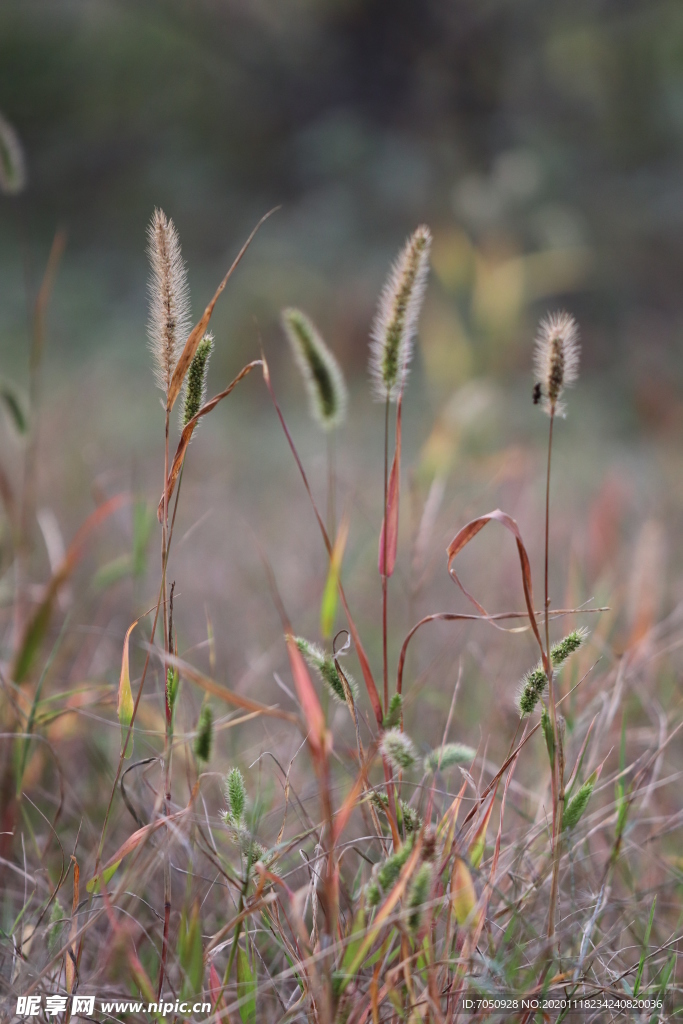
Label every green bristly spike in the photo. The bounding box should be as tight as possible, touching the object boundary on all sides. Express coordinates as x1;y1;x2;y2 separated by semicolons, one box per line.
166;667;179;711
294;636;358;705
383;692;403;729
224;767;246;825
517;629;588;718
194;704;213;763
562;769;597;831
407;863;432;932
282;309;347;430
367;836;415;905
380;728;417;771
424;742;476;774
183;334;213;426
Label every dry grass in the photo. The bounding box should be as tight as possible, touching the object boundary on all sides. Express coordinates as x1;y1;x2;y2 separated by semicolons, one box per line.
0;217;681;1024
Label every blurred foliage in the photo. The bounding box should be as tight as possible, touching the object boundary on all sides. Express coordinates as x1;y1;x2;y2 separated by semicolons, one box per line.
1;0;683;417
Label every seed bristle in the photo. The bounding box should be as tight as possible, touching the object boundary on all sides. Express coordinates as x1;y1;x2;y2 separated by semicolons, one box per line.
369;226;432;402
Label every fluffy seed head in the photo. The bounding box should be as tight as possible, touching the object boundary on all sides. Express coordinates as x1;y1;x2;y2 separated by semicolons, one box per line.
371;789;423;835
401;801;422;835
147;208;192;397
194;704;213;763
182;334;213;427
0;111;26;195
369;225;432;402
282;309;347;430
380;728;417;771
295;636;358;705
533;311;580;417
424;742;476;774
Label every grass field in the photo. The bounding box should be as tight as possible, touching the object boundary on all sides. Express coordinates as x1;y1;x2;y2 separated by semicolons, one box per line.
1;208;682;1023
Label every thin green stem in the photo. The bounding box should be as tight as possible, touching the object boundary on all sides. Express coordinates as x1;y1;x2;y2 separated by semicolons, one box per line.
545;408;563;942
82;447;185;981
382;396;389;715
158;403;172;998
327;431;336;541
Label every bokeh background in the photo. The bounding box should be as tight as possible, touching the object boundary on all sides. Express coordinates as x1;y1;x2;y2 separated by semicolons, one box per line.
1;0;683;765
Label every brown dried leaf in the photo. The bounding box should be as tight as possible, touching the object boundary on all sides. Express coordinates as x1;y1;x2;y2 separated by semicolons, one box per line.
158;360;261;522
163;651;299;724
166;209;277;410
446;508;545;664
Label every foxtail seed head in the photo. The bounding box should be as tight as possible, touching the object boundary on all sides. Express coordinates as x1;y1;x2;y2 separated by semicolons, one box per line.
147;208;191;397
533;311;580;417
194;704;213;763
0;111;26;195
407;863;432;932
424;742;476;774
282;309;347;430
223;767;246;826
517;628;588;717
182;333;213;427
295;636;358;705
367;835;415;905
383;692;403;729
369;225;431;402
380;728;417;771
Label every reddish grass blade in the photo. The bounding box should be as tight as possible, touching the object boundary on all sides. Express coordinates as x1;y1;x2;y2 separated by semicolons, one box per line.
158;360;262;522
447;508;546;665
332;744;376;845
160;650;299;724
166;208;278;410
209;962;223;1011
286;634;327;759
92;803;191;882
378;398;402;577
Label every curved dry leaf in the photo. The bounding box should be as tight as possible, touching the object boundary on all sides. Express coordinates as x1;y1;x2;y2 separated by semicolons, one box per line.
446;509;545;663
158;361;262;522
166;209;278;411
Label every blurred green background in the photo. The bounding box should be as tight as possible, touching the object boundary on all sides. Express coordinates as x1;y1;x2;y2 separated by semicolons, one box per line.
3;0;683;403
1;0;683;723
